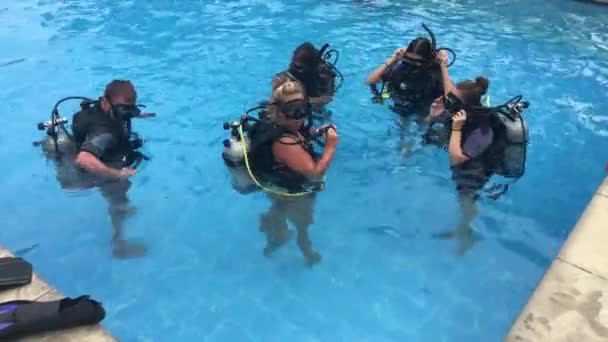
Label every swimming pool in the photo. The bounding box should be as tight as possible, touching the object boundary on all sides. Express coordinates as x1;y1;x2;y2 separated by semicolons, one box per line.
2;0;608;340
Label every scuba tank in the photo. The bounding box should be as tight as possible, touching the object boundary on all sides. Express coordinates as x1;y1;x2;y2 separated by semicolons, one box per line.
222;133;250;167
39;130;76;159
222;110;262;194
221;115;258;168
493;99;529;178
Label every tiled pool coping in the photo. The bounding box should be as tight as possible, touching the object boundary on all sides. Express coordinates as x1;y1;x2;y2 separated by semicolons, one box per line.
506;176;608;341
0;246;117;342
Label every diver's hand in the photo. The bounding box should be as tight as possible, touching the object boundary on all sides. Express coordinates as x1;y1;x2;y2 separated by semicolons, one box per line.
324;127;339;148
426;97;445;123
371;95;384;104
393;47;407;59
117;167;137;179
452;110;467;130
386;47;407;66
311;124;336;136
437;50;449;67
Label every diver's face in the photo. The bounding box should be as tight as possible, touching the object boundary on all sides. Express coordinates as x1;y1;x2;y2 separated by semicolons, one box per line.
403;52;426;66
293;59;317;76
101;93;137;114
111;94;136;106
102;93;139;120
277;94;308;131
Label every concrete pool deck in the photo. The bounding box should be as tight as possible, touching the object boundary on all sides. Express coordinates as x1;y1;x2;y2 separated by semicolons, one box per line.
0;247;116;342
506;176;608;341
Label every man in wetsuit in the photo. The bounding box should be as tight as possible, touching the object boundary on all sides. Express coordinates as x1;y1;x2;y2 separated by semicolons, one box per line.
72;80;147;259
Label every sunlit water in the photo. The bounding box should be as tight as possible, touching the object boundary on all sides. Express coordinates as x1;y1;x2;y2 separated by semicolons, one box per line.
1;0;607;341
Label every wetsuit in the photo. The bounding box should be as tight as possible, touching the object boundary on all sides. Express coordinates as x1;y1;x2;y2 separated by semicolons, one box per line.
248;119;322;193
451;122;495;199
248;119;322;265
382;62;444;116
71;105;144;258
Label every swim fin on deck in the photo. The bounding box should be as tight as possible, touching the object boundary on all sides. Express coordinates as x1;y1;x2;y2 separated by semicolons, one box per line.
0;295;106;339
0;257;33;289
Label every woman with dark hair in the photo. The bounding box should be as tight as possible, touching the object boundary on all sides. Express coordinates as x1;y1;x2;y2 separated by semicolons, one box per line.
366;37;452;117
425;76;497;255
272;42;336;111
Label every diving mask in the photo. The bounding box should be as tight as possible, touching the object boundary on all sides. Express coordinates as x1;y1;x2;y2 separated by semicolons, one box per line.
112;104;144;120
402;55;426;68
443;92;464;114
275;99;311;120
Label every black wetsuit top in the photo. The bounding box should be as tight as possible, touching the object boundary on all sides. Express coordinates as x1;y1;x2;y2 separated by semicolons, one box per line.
382;62;444;116
248;120;322;193
71;105;136;169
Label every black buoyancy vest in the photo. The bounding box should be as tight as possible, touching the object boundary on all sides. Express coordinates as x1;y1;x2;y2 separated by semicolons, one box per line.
71;106;135;168
248;120;318;193
384;61;443;104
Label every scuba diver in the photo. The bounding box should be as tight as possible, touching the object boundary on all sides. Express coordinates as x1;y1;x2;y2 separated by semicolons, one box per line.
423;76;529;255
272;42;343;122
34;80;155;259
365;23;455;118
222;81;339;267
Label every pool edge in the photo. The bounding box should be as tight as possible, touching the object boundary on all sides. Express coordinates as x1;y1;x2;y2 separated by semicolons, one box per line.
0;246;118;342
505;176;608;341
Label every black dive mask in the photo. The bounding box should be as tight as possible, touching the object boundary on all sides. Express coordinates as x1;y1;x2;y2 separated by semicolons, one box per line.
111;104;144;120
403;55;426;69
443;92;464;114
290;62;317;79
273;99;311;120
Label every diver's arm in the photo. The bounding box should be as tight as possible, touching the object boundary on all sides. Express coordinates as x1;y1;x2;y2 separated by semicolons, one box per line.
365;48;406;85
273;136;337;179
448;130;469;166
365;63;389;85
440;62;453;96
75;151;133;179
448;110;469;166
437;51;453;96
76;132;135;179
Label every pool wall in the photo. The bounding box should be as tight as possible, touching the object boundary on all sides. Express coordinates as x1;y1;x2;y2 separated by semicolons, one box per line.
506;176;608;341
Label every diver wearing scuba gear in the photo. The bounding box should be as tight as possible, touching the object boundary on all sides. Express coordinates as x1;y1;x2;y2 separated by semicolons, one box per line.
366;24;454;117
426;76;494;255
272;42;342;111
423;77;530;253
38;80;152;259
250;81;338;266
73;82;141;179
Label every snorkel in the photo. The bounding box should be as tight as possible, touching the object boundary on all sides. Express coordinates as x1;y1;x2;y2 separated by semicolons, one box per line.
421;23;456;67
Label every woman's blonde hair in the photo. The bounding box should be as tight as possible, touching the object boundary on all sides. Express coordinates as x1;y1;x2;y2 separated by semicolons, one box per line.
266;81;305;121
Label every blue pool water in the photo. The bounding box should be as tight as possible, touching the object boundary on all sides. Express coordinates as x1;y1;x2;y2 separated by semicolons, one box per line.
1;0;608;341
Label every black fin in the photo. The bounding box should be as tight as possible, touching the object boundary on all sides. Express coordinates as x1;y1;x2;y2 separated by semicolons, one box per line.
0;296;105;339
